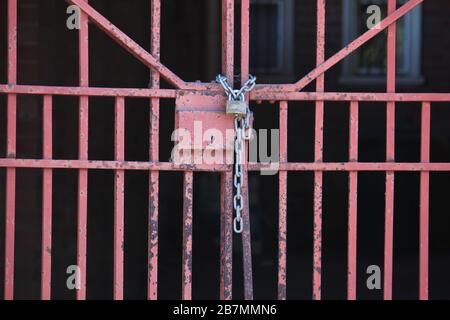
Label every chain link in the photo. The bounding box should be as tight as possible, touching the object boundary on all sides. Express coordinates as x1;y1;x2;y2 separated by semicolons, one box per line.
217;74;256;233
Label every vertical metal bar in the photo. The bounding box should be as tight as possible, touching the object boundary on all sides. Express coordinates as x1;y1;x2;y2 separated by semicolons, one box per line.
220;171;233;300
313;0;325;301
218;0;235;300
4;0;17;300
181;172;193;300
278;101;288;300
348;101;359;300
41;95;53;300
114;97;125;300
148;0;161;300
240;0;253;300
222;0;234;84
419;101;430;300
240;0;249;85
240;174;253;300
77;0;89;300
384;0;396;301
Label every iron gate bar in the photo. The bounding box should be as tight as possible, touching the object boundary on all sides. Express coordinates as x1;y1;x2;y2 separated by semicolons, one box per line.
5;85;450;102
313;0;326;301
114;96;125;300
4;0;17;301
148;0;160;301
219;171;233;300
41;95;53;300
384;0;397;301
0;85;177;98
240;0;254;301
219;0;235;301
77;0;89;300
3;159;450;172
348;101;359;300
420;101;431;300
278;101;288;300
182;172;194;300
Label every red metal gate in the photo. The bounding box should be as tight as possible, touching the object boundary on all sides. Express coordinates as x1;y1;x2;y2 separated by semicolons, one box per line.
0;0;447;300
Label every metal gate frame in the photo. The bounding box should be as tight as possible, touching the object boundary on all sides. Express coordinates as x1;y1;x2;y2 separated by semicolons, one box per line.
0;0;446;300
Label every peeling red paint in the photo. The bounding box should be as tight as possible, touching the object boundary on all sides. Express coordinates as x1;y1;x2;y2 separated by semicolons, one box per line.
182;172;194;300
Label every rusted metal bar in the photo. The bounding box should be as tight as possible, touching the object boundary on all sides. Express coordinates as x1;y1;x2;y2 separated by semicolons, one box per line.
239;0;253;301
278;101;288;300
313;0;325;300
384;0;397;301
114;97;125;300
41;95;53;300
249;92;450;102
5;85;450;103
182;172;194;300
148;0;161;301
240;0;249;85
222;0;234;84
348;101;359;300
4;0;17;301
4;159;450;172
218;0;235;301
76;0;89;300
220;171;233;300
240;172;253;300
419;101;430;300
0;85;176;98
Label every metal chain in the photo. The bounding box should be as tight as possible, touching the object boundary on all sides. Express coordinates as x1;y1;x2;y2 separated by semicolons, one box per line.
216;74;256;233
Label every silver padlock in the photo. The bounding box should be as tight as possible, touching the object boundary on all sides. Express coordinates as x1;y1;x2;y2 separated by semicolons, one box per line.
226;94;248;116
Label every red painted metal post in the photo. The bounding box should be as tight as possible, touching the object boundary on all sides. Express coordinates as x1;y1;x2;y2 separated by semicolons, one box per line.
222;0;234;85
313;0;325;301
240;0;254;300
41;95;53;300
4;0;17;301
419;101;430;300
148;0;161;300
218;0;235;301
240;0;249;85
220;171;233;300
5;158;450;173
181;172;193;300
114;97;125;300
278;101;288;300
348;101;359;300
384;0;397;301
77;0;89;300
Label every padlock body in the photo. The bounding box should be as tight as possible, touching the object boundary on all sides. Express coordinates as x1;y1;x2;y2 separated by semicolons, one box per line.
226;100;247;116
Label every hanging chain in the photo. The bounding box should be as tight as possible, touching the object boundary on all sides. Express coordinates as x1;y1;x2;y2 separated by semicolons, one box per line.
216;74;256;233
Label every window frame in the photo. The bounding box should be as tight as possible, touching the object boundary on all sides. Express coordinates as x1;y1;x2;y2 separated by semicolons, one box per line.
341;0;423;86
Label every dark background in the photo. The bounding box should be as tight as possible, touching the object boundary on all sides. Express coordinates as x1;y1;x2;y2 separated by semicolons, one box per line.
1;0;450;300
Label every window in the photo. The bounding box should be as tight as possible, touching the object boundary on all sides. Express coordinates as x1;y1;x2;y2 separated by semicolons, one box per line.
249;0;294;81
341;0;423;85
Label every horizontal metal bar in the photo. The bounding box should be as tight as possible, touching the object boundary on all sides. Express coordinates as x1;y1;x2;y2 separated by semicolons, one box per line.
3;85;450;102
250;92;450;102
2;159;450;172
0;85;176;98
